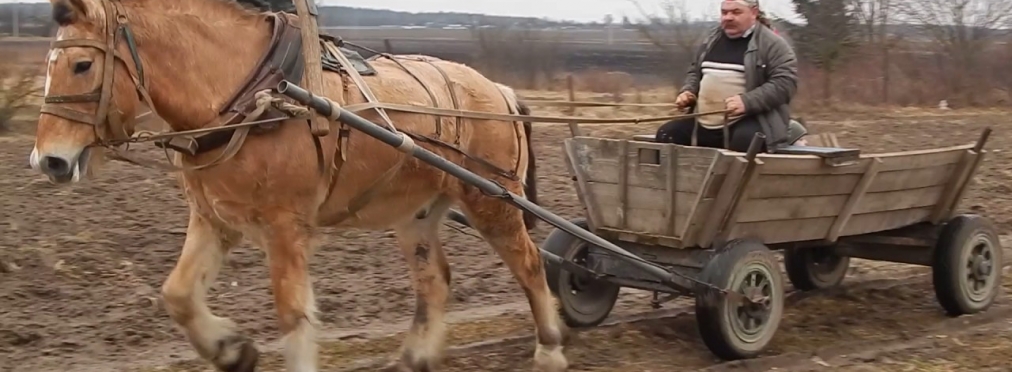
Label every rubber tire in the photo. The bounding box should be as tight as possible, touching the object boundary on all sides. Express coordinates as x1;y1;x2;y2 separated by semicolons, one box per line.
932;214;1003;316
542;218;621;328
783;246;850;291
695;239;784;361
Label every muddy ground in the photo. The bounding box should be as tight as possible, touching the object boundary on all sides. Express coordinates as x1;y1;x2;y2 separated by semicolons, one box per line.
3;46;1012;370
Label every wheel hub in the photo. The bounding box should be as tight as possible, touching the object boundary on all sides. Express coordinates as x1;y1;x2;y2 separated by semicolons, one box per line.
972;254;992;278
732;268;774;338
962;234;996;301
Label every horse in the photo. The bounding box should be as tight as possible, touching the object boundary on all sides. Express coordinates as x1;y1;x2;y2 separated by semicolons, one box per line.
27;0;569;371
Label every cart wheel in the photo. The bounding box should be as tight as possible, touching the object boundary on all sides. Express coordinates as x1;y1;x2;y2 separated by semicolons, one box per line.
543;218;621;328
695;239;784;360
932;214;1004;316
783;246;850;291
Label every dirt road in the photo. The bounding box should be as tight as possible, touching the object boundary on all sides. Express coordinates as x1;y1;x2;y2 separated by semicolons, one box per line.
2;91;1011;372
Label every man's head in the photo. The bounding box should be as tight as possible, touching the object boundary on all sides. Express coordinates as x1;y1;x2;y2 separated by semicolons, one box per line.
720;0;760;38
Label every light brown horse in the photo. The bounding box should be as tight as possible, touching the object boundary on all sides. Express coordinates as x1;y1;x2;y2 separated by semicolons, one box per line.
28;0;568;371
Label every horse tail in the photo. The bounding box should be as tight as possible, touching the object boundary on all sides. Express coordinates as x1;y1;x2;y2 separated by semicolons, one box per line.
494;83;539;231
517;100;539;230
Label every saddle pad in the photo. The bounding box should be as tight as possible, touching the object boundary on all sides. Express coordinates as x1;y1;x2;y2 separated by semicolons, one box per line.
320;40;377;76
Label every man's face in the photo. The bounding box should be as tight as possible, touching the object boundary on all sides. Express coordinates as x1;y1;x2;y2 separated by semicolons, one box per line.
720;1;758;38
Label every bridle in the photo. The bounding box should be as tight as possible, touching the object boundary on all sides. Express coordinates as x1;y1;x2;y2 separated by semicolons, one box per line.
40;0;156;148
36;0;318;172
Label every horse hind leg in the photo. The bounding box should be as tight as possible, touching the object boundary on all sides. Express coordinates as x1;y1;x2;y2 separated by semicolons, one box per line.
161;211;257;372
458;190;569;372
392;195;455;371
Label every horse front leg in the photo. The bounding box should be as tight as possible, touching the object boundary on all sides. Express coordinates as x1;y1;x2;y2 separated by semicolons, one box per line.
257;212;319;372
161;211;256;372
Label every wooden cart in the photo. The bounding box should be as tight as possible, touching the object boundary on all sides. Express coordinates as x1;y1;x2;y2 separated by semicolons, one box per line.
274;77;1001;363
542;128;1002;360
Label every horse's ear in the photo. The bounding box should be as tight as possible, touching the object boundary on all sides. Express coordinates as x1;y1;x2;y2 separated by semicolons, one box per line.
50;0;88;26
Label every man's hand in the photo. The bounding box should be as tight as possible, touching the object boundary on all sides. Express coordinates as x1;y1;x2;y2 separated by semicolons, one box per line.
725;95;745;116
675;91;696;109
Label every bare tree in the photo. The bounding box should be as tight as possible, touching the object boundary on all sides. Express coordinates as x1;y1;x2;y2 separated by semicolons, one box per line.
893;0;1012;104
791;0;861;104
850;0;889;42
849;0;895;102
629;0;714;87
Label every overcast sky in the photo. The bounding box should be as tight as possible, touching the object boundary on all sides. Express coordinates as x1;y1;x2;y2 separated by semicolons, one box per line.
0;0;803;23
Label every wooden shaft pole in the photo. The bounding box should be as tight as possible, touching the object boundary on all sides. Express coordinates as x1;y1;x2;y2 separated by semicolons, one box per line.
292;0;330;136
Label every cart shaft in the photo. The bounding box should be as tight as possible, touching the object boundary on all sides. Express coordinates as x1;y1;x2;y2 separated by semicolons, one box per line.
275;80;688;291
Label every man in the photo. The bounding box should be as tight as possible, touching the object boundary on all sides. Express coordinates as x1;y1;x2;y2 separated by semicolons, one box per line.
655;0;798;152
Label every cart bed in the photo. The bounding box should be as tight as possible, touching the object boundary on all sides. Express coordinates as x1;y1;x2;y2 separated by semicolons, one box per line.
563;136;983;249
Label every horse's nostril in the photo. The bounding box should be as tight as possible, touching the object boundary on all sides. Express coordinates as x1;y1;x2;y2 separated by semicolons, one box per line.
42;156;71;176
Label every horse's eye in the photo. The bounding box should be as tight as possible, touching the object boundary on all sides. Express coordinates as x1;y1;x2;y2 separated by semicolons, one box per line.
73;61;92;74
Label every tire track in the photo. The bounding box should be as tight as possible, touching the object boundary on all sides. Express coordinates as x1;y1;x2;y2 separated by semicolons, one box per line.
133;259;1004;372
336;266;1010;372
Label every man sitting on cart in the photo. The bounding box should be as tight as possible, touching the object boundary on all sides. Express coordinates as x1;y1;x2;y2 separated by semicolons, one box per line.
654;0;798;153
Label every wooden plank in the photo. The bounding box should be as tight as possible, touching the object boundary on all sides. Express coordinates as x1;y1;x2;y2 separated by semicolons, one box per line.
730;206;934;244
826;158;882;242
776;145;861;158
715;159;765;244
589;183;699;214
930;149;981;223
570;139;723;192
590;183;700;236
617;140;629;229
679;155;722;247
753;143;973;175
736;185;944;223
292;0;329;136
664;145;678;235
596;227;682;248
562;138;604;230
746;164;956;199
697;157;748;248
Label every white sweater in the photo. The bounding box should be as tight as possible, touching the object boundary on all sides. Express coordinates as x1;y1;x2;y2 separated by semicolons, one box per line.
696;61;746;129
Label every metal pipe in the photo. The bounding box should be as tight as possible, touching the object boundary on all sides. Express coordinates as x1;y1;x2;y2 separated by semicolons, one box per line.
275;80;685;289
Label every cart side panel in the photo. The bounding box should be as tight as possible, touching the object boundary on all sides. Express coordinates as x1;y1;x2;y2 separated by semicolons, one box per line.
723;144;973;244
563;137;728;244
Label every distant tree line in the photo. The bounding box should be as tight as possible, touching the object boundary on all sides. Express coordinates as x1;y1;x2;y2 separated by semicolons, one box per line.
0;1;596;36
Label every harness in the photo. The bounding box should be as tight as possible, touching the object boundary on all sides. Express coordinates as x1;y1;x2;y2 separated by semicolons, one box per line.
39;0;526;224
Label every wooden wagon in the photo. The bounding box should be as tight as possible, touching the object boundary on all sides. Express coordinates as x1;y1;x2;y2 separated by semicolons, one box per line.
542;128;1002;360
273;72;1001;363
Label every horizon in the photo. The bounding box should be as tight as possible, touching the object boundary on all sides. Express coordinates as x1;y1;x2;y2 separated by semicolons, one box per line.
0;0;804;23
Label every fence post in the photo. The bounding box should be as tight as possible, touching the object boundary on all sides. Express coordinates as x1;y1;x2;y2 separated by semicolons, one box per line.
566;74;582;137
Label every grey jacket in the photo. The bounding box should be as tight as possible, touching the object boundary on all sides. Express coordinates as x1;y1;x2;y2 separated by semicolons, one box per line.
681;23;799;150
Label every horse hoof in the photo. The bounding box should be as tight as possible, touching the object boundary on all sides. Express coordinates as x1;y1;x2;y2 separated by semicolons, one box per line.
398;350;437;372
533;344;568;372
217;335;260;372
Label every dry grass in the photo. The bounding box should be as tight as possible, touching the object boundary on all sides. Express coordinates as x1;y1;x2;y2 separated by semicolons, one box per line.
0;63;43;134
